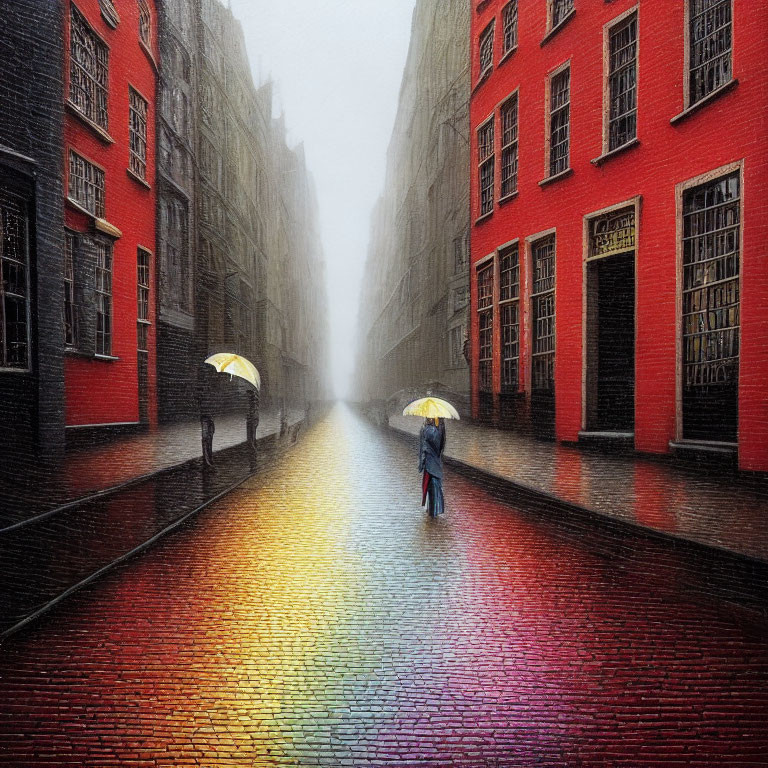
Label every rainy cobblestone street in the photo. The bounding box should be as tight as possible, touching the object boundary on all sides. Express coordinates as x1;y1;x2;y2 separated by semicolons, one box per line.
0;405;767;767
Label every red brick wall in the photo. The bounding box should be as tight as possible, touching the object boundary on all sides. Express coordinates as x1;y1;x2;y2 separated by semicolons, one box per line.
469;0;768;470
63;0;158;428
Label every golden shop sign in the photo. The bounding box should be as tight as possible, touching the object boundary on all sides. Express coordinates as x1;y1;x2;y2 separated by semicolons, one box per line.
590;209;635;259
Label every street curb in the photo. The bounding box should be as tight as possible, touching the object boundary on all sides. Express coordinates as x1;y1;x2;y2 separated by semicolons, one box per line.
0;417;309;645
387;422;768;618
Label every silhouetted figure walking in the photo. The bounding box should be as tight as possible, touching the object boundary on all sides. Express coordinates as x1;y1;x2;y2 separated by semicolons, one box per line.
419;417;446;517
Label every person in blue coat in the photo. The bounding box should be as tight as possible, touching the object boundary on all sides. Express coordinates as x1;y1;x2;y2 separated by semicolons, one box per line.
419;417;446;517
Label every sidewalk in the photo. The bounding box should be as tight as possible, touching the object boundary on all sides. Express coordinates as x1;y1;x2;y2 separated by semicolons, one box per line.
0;409;304;528
389;414;768;565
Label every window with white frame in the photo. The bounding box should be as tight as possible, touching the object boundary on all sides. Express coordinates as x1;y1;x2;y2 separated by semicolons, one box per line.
137;248;150;352
608;12;638;151
477;262;494;392
548;66;570;177
499;244;520;391
477;118;495;217
478;21;494;79
0;191;30;369
502;1;518;54
531;236;555;391
95;241;113;356
689;0;732;106
500;93;518;199
64;232;77;348
129;87;148;180
138;0;152;47
69;4;109;130
69;151;105;218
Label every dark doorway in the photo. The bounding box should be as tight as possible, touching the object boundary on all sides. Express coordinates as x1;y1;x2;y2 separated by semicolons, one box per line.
586;252;635;432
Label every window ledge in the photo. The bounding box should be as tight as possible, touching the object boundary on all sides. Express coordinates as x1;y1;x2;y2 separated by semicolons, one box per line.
66;196;98;219
670;78;738;125
95;217;122;238
474;210;494;225
65;349;119;362
591;137;640;166
139;38;159;74
127;167;151;189
66;101;114;144
539;167;573;187
0;366;30;374
499;190;518;206
473;67;493;94
499;45;518;65
541;8;576;46
95;354;120;362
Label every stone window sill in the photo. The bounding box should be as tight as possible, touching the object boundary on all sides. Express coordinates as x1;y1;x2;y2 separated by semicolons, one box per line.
473;67;493;94
66;101;114;144
541;8;576;46
499;191;518;206
475;210;494;225
591;137;640;166
539;167;573;187
499;46;518;65
670;79;738;125
127;167;151;189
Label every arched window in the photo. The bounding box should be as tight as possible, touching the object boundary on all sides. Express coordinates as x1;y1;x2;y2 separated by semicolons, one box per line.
138;0;151;47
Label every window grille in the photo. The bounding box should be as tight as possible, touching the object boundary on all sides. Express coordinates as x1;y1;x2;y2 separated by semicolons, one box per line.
549;67;570;177
502;1;518;54
137;248;150;352
608;14;638;150
682;172;740;388
477;263;494;392
449;326;465;368
138;0;152;47
454;236;467;274
69;5;109;130
551;0;574;29
478;22;494;77
531;237;555;391
500;94;518;198
69;151;105;218
689;0;732;105
0;192;29;369
95;241;113;356
500;245;520;390
129;88;148;180
478;119;494;216
64;233;77;347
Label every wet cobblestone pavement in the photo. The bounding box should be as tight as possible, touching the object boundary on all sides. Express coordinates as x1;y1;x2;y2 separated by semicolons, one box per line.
0;406;767;766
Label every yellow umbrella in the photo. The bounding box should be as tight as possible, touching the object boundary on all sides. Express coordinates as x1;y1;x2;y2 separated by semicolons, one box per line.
205;353;261;389
402;397;460;420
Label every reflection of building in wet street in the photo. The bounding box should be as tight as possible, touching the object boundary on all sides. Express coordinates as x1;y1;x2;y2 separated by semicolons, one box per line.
356;0;471;413
468;1;768;472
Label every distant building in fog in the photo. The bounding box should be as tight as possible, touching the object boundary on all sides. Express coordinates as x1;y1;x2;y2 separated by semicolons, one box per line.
355;0;471;413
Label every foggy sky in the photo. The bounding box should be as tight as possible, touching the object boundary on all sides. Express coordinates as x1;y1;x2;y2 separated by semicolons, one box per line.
228;0;418;398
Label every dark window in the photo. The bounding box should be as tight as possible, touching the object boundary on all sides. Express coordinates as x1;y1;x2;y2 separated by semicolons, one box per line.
500;94;518;198
502;1;518;54
477;263;494;392
682;172;740;388
64;232;77;347
689;0;732;105
532;236;555;391
95;241;112;356
138;0;152;47
478;118;494;217
479;22;494;78
499;244;520;390
608;13;638;150
0;191;29;369
549;67;570;177
69;151;105;218
551;0;574;29
137;248;150;352
69;4;109;130
129;88;148;180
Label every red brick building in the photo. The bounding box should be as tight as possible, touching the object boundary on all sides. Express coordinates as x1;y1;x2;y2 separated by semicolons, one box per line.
469;0;768;471
63;0;158;433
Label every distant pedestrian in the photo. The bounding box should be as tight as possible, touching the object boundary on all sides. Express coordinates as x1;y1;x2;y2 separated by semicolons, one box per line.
279;396;288;437
247;389;260;452
201;414;215;467
419;417;446;517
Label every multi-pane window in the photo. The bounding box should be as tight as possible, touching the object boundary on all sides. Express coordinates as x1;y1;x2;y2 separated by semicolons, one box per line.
608;13;638;151
137;248;150;353
682;172;740;388
477;263;494;392
689;0;732;106
454;286;469;313
478;22;494;78
0;192;29;369
502;1;518;54
500;94;519;199
449;325;465;368
551;0;574;29
499;245;520;391
478;118;495;217
95;241;113;356
454;236;467;274
64;233;77;347
138;0;152;47
548;67;570;177
69;151;105;218
531;236;555;391
129;88;148;180
69;5;109;130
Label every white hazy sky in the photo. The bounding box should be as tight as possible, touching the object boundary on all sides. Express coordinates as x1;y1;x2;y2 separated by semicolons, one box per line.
228;0;417;399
